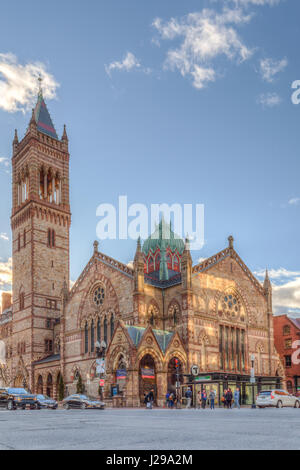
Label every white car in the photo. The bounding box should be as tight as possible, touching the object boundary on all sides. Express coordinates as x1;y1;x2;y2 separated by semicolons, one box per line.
256;390;300;408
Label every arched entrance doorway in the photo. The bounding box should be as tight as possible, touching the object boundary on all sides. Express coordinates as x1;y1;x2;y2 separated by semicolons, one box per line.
14;375;25;388
46;373;53;398
139;354;156;405
167;357;184;395
115;355;127;393
37;375;43;394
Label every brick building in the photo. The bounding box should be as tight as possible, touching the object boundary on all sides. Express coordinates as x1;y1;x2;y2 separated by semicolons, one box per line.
0;90;285;406
273;315;300;395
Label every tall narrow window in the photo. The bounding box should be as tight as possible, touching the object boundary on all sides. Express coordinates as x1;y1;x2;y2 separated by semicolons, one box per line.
225;327;229;370
219;326;224;370
231;328;235;370
18;233;21;252
91;320;95;352
97;318;101;343
23;229;26;248
52;229;55;248
110;315;114;340
84;322;89;353
104;317;107;345
236;329;241;371
241;330;245;371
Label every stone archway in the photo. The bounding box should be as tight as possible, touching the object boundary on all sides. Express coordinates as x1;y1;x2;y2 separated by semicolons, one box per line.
37;375;43;395
139;354;157;405
46;373;53;398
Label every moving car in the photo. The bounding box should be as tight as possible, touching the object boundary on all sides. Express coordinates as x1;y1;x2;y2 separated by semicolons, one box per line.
256;389;300;408
35;394;58;409
0;388;38;410
63;394;105;410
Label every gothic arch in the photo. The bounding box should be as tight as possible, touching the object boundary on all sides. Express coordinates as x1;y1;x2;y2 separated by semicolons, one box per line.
135;347;163;372
167;300;181;328
146;300;160;327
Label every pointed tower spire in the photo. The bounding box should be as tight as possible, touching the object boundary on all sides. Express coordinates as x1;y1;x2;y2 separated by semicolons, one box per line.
30;86;58;139
264;268;271;291
134;237;144;293
62;124;68;142
13;129;19;155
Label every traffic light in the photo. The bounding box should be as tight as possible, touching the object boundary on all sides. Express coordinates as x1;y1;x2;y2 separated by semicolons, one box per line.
174;358;179;369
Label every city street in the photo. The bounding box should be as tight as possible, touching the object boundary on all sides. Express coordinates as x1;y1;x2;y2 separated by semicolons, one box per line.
0;407;299;450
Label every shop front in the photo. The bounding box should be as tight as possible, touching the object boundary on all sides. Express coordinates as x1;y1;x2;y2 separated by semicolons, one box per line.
184;373;282;407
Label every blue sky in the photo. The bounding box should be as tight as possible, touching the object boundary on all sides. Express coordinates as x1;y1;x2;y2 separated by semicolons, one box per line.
0;0;300;315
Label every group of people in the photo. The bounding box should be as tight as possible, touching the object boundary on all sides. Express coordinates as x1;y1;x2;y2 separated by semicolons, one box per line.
144;386;241;409
221;388;241;409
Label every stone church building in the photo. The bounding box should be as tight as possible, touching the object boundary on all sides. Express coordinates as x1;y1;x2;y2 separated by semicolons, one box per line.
0;91;284;407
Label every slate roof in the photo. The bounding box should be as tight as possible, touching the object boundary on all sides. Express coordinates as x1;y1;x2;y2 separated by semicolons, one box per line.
34;92;58;139
125;325;174;353
33;354;60;365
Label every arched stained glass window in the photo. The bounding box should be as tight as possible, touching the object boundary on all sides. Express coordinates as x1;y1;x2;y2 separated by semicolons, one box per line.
97;318;101;343
110;315;114;340
104;317;107;344
84;322;88;353
91;320;95;352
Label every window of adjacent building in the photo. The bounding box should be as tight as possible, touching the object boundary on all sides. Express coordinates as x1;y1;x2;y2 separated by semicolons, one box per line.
283;325;291;336
285;355;292;367
46;299;57;310
284;338;292;349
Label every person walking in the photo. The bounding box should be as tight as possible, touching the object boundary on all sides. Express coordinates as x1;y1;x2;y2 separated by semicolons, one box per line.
201;389;207;409
209;389;216;410
165;391;170;408
185;388;192;409
222;390;227;408
145;389;154;409
233;388;241;409
169;392;175;409
225;388;233;409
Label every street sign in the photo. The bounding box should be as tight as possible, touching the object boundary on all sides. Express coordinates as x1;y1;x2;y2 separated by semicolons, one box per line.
194;375;212;382
99;379;105;387
191;364;199;376
250;377;256;384
96;366;105;374
250;368;255;378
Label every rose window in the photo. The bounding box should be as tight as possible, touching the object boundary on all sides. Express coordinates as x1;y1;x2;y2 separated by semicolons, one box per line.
223;294;239;317
93;286;105;307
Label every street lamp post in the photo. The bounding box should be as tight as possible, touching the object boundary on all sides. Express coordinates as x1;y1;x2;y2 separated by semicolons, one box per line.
250;354;256;409
95;340;107;401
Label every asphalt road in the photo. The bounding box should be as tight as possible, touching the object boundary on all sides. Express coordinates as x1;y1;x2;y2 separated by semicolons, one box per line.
0;407;299;450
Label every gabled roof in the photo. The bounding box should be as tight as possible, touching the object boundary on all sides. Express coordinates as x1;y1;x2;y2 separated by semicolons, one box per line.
125;325;174;353
192;246;265;296
34;91;58;139
32;354;60;365
290;318;300;330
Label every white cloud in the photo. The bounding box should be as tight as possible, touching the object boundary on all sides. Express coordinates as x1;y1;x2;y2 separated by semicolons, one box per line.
260;57;288;83
105;52;142;76
127;261;134;269
0;258;12;289
153;8;253;90
255;268;300;316
216;0;282;5
0;158;9;167
258;92;281;107
288;198;300;206
0;53;59;113
0;233;9;242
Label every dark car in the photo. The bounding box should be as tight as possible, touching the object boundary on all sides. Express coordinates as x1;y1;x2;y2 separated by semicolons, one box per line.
63;394;105;410
35;394;58;409
0;388;38;410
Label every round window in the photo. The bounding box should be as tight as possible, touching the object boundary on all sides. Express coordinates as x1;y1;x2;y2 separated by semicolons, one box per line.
93;285;105;307
223;294;240;317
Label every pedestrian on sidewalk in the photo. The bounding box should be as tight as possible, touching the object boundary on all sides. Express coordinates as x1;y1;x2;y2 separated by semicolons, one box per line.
185;387;192;409
225;388;233;409
233;388;241;409
201;389;207;409
209;389;216;410
145;389;154;409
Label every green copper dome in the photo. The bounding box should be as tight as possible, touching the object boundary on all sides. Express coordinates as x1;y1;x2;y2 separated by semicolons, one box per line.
142;218;185;256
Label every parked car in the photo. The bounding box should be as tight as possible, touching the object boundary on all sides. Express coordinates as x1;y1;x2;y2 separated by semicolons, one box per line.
0;388;38;410
256;389;300;408
63;394;105;410
35;394;58;409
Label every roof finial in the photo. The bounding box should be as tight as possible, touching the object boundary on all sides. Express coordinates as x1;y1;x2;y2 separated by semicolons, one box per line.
93;240;99;255
38;74;43;95
228;235;234;249
62;124;68;143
